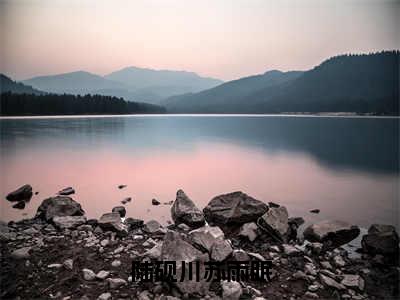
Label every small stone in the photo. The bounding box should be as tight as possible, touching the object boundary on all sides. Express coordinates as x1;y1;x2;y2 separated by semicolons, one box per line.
308;285;319;292
341;274;365;291
48;263;63;269
114;246;124;254
82;268;96;281
111;260;121;267
319;274;345;290
282;244;302;256
304;263;317;276
143;220;162;233
293;270;308;280
304;291;319;298
333;255;346;267
107;278;127;289
12;201;26;209
112;206;126;217
96;270;110;280
177;223;191;231
11;247;31;259
58;187;75;196
97;292;112;300
63;259;73;270
100;239;110;247
310;209;320;214
222;280;242;300
118;185;127;189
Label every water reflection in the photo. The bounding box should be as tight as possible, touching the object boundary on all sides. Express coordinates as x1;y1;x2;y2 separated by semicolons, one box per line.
0;115;398;229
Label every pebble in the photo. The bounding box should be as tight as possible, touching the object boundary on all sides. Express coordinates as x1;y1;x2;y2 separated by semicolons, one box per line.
111;260;121;267
107;277;127;289
82;268;96;281
98;292;112;300
96;270;110;280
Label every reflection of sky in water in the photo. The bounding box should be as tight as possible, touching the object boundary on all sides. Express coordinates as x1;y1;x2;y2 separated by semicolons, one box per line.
0;115;399;230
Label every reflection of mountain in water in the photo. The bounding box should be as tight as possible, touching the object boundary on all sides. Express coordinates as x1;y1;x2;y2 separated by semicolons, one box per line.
1;116;398;174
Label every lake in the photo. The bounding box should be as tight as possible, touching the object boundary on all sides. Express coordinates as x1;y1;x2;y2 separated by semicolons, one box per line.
1;115;399;231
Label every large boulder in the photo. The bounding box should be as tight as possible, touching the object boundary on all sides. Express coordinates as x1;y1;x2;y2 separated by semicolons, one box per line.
303;220;360;247
203;191;268;225
171;190;205;228
98;212;128;236
6;184;33;202
161;231;211;295
361;224;399;255
36;196;85;221
189;225;225;252
258;206;289;241
53;216;87;229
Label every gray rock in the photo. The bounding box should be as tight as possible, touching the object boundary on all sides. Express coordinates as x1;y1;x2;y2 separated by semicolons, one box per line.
319;274;345;290
238;222;258;242
107;277;127;289
48;263;63;269
98;212;128;236
361;224;399;255
258;206;289;240
138;290;152;300
36;196;85;221
6;184;33;202
211;239;233;261
96;270;110;280
171;189;205;228
161;231;210;295
177;223;191;231
12;201;26;209
341;274;365;291
189;225;225;252
97;293;112;300
203;191;268;225
63;259;73;270
53;216;87;229
111;206;126;218
332;255;346;267
58;187;75;196
11;247;31;259
221;280;242;300
303;220;360;247
143;220;162;233
82;268;96;281
304;291;319;298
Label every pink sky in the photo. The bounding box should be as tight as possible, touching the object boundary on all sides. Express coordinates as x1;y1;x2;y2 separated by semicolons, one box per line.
1;0;399;81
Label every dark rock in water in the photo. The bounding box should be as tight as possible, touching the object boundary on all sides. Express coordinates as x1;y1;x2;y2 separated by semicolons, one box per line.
361;224;399;255
121;197;132;204
258;206;289;242
203;191;268;225
303;220;360;248
161;231;210;295
36;196;85;221
12;201;26;209
125;217;144;230
118;185;127;189
58;187;75;196
152;198;161;205
112;206;126;217
35;192;39;195
268;201;280;208
98;212;128;236
310;209;320;214
6;184;33;202
171;190;205;228
53;216;87;229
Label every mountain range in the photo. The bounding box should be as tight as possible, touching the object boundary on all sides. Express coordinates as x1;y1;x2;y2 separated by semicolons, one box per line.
164;51;399;115
22;67;223;104
1;51;399;115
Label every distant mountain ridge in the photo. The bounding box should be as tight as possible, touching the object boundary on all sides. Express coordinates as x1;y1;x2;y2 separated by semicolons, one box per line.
22;67;223;104
164;51;399;115
0;74;43;95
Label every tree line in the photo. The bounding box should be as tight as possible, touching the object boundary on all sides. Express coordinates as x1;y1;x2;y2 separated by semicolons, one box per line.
0;92;166;116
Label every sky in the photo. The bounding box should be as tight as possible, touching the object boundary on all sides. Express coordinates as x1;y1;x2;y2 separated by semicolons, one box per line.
1;0;399;81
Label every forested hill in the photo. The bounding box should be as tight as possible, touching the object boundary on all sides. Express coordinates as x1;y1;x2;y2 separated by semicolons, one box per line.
0;92;166;116
0;74;43;95
165;51;399;115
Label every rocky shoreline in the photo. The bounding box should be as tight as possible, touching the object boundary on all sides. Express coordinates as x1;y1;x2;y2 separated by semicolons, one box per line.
1;187;399;300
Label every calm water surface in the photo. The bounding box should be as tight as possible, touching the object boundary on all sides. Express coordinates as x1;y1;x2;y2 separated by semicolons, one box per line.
1;115;399;230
